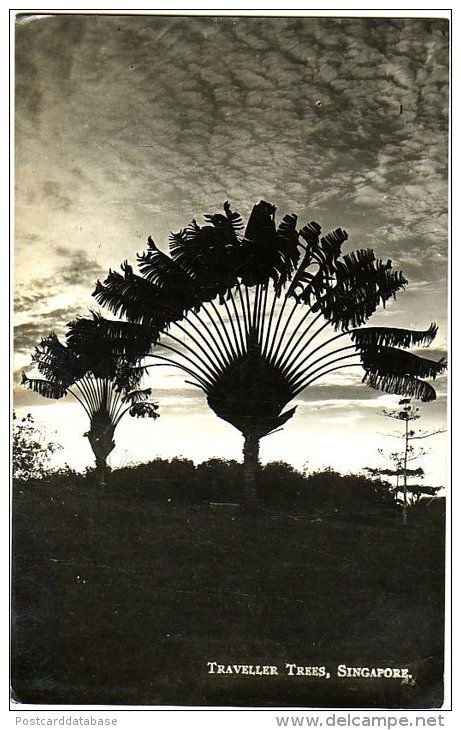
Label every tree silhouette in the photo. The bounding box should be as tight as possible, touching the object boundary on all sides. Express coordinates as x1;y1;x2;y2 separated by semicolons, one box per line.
379;399;445;524
21;312;159;483
365;460;441;511
93;200;447;502
12;411;62;481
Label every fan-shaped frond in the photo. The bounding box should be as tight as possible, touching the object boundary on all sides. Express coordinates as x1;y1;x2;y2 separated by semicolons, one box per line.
91;200;446;440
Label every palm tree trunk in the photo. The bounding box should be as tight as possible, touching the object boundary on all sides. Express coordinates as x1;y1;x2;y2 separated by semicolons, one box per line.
85;422;115;487
243;432;260;505
95;456;110;486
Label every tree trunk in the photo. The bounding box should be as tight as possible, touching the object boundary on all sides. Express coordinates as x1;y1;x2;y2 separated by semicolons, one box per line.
86;426;115;487
95;456;110;487
402;419;409;526
243;432;260;505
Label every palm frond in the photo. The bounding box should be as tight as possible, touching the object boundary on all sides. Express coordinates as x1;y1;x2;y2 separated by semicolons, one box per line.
362;371;437;402
274;213;300;293
122;387;152;404
137;236;200;310
351;323;438;348
287;224;348;304
129;402;160;418
320;228;349;258
359;345;447;380
31;333;85;386
238;201;300;288
169;203;242;300
21;372;68;399
223;200;245;231
67;312;153;360
93;268;180;333
314;252;408;329
285;221;323;299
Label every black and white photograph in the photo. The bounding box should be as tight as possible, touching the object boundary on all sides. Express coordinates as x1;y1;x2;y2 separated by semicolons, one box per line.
12;10;450;710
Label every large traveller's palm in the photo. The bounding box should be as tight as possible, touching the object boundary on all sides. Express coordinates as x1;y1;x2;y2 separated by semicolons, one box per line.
93;201;446;501
22;312;159;482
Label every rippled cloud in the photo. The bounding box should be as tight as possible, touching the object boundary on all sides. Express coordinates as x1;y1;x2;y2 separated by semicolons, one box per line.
14;13;449;474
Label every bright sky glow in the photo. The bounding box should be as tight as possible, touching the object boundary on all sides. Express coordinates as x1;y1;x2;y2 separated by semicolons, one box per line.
14;12;449;485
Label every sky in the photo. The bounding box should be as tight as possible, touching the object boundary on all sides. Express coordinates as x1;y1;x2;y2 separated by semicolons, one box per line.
13;11;449;483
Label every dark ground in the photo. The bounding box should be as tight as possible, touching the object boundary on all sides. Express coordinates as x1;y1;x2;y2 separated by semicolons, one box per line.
11;464;446;708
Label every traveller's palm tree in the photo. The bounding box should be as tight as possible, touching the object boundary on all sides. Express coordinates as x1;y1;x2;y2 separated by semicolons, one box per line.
93;201;446;502
22;312;159;482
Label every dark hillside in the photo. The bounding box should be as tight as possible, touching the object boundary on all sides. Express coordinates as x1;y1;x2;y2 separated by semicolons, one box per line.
12;462;445;707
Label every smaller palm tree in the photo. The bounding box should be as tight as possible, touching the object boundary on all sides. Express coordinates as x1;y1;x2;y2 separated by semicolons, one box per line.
21;312;159;483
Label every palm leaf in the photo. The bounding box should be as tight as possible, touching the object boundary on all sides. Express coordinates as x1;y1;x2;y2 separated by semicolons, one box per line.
169;204;242;300
67;312;153;360
31;333;85;386
359;345;447;379
288;224;348;304
362;371;437;402
351;323;438;348
21;372;68;399
223;200;245;231
274;213;300;292
137;236;200;310
286;221;323;299
314;252;408;329
93;267;182;333
238;201;300;288
122;387;153;404
129;402;160;418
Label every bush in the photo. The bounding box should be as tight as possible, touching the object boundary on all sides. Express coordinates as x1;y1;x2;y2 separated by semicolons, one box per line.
12;412;61;481
194;458;242;502
258;461;307;506
302;469;396;515
52;454;402;516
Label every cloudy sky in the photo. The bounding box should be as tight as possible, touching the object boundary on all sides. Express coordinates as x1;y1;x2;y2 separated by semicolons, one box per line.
14;12;449;482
